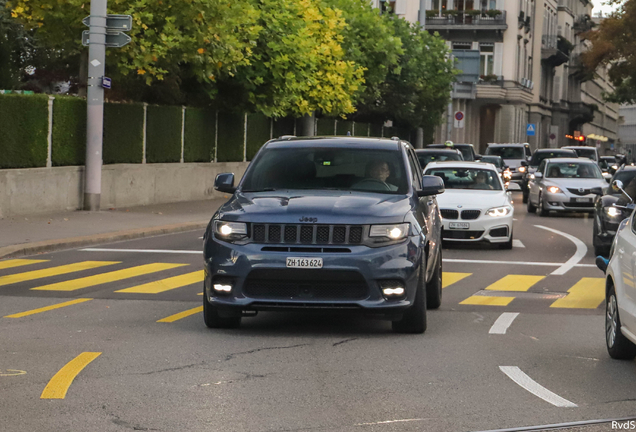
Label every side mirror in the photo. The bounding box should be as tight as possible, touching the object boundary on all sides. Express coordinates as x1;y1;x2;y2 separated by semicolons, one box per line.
533;172;543;179
214;173;236;194
520;160;528;167
474;154;482;161
612;179;634;204
417;175;445;197
590;187;604;196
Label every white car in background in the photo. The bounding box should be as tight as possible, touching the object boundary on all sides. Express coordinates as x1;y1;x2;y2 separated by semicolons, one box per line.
597;180;636;359
424;162;514;249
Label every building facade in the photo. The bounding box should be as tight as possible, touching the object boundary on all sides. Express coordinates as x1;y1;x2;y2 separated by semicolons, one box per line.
371;0;619;153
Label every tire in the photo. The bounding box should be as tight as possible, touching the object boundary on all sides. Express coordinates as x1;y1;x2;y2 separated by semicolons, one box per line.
538;193;549;217
593;222;611;257
606;285;636;360
499;229;513;249
426;250;442;310
203;293;241;329
527;195;536;213
393;266;427;334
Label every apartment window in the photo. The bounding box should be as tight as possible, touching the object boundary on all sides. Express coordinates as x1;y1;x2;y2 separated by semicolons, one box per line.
480;0;496;10
480;44;494;76
431;0;448;15
453;42;473;50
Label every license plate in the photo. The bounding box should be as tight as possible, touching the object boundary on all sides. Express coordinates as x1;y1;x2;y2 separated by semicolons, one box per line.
575;198;592;203
286;257;323;268
449;222;470;229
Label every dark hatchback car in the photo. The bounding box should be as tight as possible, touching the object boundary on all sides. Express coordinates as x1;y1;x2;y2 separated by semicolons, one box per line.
415;148;463;169
427;143;479;161
593;165;636;256
203;137;445;333
521;148;577;203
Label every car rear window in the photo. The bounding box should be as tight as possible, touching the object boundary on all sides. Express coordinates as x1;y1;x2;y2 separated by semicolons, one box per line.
417;152;462;167
242;147;408;194
480;156;503;168
567;148;597;161
529;151;576;167
424;167;502;191
486;147;525;159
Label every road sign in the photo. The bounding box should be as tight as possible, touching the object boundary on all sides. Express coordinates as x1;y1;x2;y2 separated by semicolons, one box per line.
82;30;131;48
83;15;133;31
454;111;464;121
454;111;465;129
526;124;536;136
101;77;112;90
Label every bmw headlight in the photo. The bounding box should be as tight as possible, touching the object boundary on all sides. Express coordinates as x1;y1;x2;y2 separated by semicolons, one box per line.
605;206;622;218
486;206;512;217
214;221;248;240
547;186;561;194
369;223;410;240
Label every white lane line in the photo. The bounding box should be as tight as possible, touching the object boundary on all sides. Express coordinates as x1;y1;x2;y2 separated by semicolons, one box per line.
512;239;525;248
499;366;577;408
534;225;587;275
443;259;595;268
489;313;519;334
354;418;427;426
81;248;202;254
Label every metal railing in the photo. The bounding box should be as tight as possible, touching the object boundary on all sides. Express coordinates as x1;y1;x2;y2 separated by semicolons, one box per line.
542;34;557;49
425;10;507;26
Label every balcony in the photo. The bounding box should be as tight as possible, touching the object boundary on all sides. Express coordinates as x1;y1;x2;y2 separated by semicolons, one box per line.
425;10;508;31
541;35;569;67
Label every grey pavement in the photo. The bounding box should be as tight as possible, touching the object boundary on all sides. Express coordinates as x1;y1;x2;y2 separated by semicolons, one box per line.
0;198;227;257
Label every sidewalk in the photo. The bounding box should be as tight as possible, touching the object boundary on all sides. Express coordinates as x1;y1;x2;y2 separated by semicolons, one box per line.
0;198;228;259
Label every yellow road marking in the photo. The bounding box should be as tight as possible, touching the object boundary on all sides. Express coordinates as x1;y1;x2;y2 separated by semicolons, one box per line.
116;270;204;294
0;261;119;287
0;369;27;376
485;275;545;292
550;278;605;309
41;352;101;399
157;306;203;323
460;296;515;306
0;259;49;270
198;292;203;296
4;298;92;318
442;272;472;289
31;263;187;292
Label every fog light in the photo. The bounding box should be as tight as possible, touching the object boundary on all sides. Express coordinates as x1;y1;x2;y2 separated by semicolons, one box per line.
380;280;406;299
383;287;405;296
213;283;232;293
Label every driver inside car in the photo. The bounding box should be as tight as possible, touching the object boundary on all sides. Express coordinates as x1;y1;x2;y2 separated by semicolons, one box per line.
353;160;399;191
469;171;494;190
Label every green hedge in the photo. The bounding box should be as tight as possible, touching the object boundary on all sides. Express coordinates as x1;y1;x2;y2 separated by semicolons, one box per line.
370;124;383;138
184;108;215;162
273;117;295;138
246;113;270;160
355;123;369;137
0;94;49;168
103;103;144;164
146;105;182;163
217;112;244;162
336;120;353;136
52;96;86;166
316;118;335;136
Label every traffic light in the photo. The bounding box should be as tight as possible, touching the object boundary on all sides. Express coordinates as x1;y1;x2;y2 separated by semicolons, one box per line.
575;135;585;142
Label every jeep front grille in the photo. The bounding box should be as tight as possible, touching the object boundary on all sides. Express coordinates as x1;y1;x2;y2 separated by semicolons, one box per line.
251;224;364;245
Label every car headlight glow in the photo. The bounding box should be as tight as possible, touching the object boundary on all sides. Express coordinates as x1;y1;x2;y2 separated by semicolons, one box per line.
547;186;561;194
518;166;526;173
486;206;512;217
214;221;248;238
605;206;622;217
370;223;410;240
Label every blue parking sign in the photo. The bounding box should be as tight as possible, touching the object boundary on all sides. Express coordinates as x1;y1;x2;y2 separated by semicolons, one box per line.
526;124;536;136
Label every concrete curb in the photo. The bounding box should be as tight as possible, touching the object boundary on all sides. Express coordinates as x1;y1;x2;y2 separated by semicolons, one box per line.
0;221;209;260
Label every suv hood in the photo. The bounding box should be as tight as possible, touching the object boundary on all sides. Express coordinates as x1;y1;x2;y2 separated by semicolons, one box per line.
503;159;524;169
436;189;509;210
217;190;412;224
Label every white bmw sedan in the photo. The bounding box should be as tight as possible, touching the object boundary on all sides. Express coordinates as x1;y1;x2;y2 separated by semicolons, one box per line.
424;162;514;249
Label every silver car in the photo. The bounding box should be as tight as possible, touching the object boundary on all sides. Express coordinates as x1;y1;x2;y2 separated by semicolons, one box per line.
527;157;607;216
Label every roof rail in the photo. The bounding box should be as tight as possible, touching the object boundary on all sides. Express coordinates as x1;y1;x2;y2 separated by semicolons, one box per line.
278;135;296;139
390;136;400;141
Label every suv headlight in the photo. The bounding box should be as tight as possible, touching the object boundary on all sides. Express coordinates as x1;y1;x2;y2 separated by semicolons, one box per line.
486;206;512;217
214;221;248;240
369;223;410;240
605;207;622;218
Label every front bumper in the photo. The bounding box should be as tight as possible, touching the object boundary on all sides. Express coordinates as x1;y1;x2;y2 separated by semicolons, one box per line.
441;213;513;243
541;190;596;212
203;236;424;315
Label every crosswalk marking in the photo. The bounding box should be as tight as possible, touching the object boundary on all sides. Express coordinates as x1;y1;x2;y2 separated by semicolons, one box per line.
550;278;605;309
0;261;120;287
442;272;472;289
460;296;515;306
116;270;204;294
157;306;203;323
512;240;525;248
0;259;49;270
4;298;93;318
485;275;545;292
31;263;188;292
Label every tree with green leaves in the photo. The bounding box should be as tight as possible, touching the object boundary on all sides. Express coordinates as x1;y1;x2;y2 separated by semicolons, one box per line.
582;0;636;103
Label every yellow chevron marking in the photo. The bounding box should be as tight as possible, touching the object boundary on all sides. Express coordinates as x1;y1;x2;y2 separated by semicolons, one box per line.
31;263;187;291
550;278;605;309
157;306;203;323
116;270;204;294
0;261;119;287
460;296;515;306
4;298;92;318
485;275;545;292
0;259;49;270
442;272;472;289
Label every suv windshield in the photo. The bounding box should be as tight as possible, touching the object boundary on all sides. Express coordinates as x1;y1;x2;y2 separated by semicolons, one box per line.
530;151;575;167
545;162;602;179
425;167;502;190
242;147;408;194
417;152;462;167
567;147;597;161
480;156;503;168
486;147;525;159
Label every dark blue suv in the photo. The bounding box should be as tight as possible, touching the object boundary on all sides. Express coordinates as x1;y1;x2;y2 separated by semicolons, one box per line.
203;137;444;333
